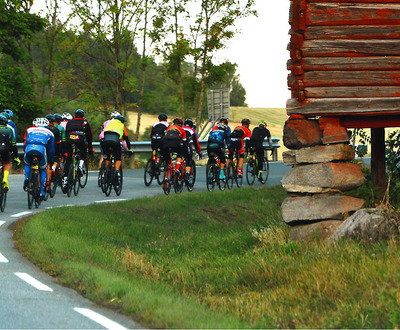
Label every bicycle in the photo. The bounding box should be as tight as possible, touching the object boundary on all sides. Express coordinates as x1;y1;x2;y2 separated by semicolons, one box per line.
226;150;243;189
65;143;83;197
144;150;164;186
162;149;177;195
27;155;42;209
46;161;65;198
0;162;7;212
206;153;226;191
173;156;196;193
246;147;269;185
100;150;126;196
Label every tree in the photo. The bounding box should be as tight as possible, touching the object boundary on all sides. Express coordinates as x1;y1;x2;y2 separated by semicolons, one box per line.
230;74;247;106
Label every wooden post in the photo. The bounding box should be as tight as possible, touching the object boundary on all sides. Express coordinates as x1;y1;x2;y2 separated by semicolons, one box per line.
371;128;386;195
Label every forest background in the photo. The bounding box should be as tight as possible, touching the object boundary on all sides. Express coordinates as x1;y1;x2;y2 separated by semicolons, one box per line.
0;0;257;141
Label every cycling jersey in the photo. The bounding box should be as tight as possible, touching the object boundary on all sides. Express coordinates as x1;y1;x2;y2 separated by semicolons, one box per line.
183;126;201;154
229;125;251;155
0;125;17;162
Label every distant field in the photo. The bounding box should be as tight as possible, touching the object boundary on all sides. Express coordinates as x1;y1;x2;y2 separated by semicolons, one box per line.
126;107;288;160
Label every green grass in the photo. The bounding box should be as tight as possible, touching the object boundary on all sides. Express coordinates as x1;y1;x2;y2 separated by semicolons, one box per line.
14;185;400;328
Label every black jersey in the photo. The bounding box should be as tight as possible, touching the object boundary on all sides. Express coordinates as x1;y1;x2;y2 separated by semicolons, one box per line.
250;126;271;143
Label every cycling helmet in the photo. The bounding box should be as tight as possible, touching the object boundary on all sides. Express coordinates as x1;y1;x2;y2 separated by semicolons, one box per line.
3;109;13;118
54;113;63;122
158;113;168;121
111;111;121;119
1;112;10;120
220;117;228;125
173;118;183;125
45;114;55;123
75;109;85;118
62;112;72;120
0;114;8;125
184;119;194;128
241;118;250;126
217;122;227;130
258;120;267;126
115;115;125;123
33;118;49;127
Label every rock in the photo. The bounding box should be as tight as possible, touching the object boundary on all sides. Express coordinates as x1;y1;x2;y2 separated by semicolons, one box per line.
281;162;365;193
294;144;355;164
282;150;297;166
282;194;365;224
329;208;400;242
283;116;322;150
289;220;343;241
319;117;350;144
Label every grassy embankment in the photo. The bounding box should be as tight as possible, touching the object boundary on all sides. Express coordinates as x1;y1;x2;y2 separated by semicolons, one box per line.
14;185;400;329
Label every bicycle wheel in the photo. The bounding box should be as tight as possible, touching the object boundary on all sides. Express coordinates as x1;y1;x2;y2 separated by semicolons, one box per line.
186;159;196;192
206;163;215;191
246;159;256;185
259;157;270;184
27;170;34;209
104;165;113;196
73;163;80;196
234;158;243;188
114;166;123;196
173;166;184;194
226;162;234;190
144;158;154;186
0;185;4;212
218;167;226;191
66;164;74;197
156;158;165;185
79;159;88;188
163;166;171;195
33;171;41;208
49;170;57;198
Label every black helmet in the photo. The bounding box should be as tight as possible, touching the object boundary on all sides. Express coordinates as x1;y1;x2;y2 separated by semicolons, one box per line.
184;119;194;128
75;109;85;118
0;114;8;125
241;118;250;126
45;114;55;123
159;113;168;121
54;113;63;122
220;117;228;125
115;115;125;123
173;118;183;125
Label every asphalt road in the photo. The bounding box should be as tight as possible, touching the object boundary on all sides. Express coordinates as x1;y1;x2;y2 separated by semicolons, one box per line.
0;162;290;329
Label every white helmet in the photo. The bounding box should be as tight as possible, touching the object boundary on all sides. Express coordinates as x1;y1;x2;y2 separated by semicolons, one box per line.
111;111;121;119
33;118;49;127
62;112;72;120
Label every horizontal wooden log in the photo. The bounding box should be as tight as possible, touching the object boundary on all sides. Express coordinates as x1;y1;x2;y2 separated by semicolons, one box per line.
307;3;400;26
341;115;400;128
302;71;400;87
287;97;400;116
308;0;400;3
302;57;400;71
305;25;400;40
305;86;400;98
302;40;400;57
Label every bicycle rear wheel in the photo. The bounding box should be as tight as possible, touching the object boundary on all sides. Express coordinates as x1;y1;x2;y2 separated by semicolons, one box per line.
163;166;172;195
27;171;34;209
156;158;165;185
144;158;154;186
66;164;74;197
206;163;216;191
173;166;184;194
226;162;234;190
0;185;4;212
33;172;41;208
73;163;80;196
186;159;196;192
49;171;57;198
259;157;270;184
104;166;113;196
114;167;123;196
218;168;226;191
234;159;242;188
79;159;88;188
246;159;256;185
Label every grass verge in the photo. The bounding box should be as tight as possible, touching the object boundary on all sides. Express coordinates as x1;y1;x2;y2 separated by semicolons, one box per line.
13;185;400;328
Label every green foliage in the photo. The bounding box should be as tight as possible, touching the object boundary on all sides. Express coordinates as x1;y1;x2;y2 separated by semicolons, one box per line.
230;74;247;107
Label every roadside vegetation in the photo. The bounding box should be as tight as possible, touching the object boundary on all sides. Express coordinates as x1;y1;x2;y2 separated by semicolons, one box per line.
13;185;400;329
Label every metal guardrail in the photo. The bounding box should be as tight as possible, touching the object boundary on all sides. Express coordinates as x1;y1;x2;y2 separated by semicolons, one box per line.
16;137;281;161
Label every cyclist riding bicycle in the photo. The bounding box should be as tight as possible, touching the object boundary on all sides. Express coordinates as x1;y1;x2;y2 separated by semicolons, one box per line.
23;118;55;199
228;118;251;178
64;109;94;184
99;111;121;168
101;114;133;180
161;118;188;176
0;114;20;190
207;122;229;180
183;119;202;175
45;114;62;191
150;113;170;158
247;120;272;181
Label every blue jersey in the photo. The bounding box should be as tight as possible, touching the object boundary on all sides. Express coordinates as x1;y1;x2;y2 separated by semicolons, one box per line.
208;128;229;147
24;126;55;161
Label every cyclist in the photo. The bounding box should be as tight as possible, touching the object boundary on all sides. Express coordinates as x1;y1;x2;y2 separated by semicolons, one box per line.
3;109;17;141
247;120;272;181
99;111;121;168
207;122;229;180
54;113;66;155
0;114;20;190
64;109;94;184
228;118;251;177
161;118;188;176
23;118;55;199
101;114;132;180
183;119;202;176
150;113;170;158
60;112;72;130
45;114;62;192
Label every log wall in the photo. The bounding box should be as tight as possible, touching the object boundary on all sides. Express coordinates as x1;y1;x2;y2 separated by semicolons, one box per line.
287;0;400;119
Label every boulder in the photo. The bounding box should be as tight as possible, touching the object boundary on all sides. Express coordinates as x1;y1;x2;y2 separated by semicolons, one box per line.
295;144;355;164
282;150;297;166
319;117;350;144
281;162;365;193
282;194;365;224
283;115;322;150
289;220;343;241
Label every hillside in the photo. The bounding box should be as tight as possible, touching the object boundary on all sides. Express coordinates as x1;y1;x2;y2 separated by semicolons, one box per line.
127;107;288;160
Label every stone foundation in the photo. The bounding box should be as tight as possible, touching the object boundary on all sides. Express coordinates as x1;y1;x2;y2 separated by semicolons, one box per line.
281;115;366;241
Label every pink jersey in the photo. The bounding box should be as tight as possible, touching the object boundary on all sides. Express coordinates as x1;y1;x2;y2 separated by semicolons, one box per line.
99;119;112;140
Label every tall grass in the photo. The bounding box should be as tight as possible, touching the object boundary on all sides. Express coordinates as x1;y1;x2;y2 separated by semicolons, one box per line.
14;185;400;328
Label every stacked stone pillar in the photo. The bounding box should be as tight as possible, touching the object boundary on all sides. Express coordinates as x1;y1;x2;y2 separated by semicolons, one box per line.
281;115;366;241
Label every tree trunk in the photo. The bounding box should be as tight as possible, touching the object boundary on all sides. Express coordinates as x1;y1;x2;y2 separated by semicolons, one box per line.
371;127;386;195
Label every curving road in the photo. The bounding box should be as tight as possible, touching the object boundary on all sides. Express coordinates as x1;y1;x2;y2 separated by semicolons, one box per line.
0;163;289;329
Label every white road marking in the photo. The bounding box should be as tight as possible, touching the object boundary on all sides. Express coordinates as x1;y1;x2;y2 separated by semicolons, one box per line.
95;199;126;203
15;272;53;292
46;204;74;209
11;211;32;218
74;308;127;330
0;253;8;263
0;221;5;227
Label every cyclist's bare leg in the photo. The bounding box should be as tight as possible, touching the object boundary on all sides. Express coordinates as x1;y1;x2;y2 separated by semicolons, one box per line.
115;160;122;172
